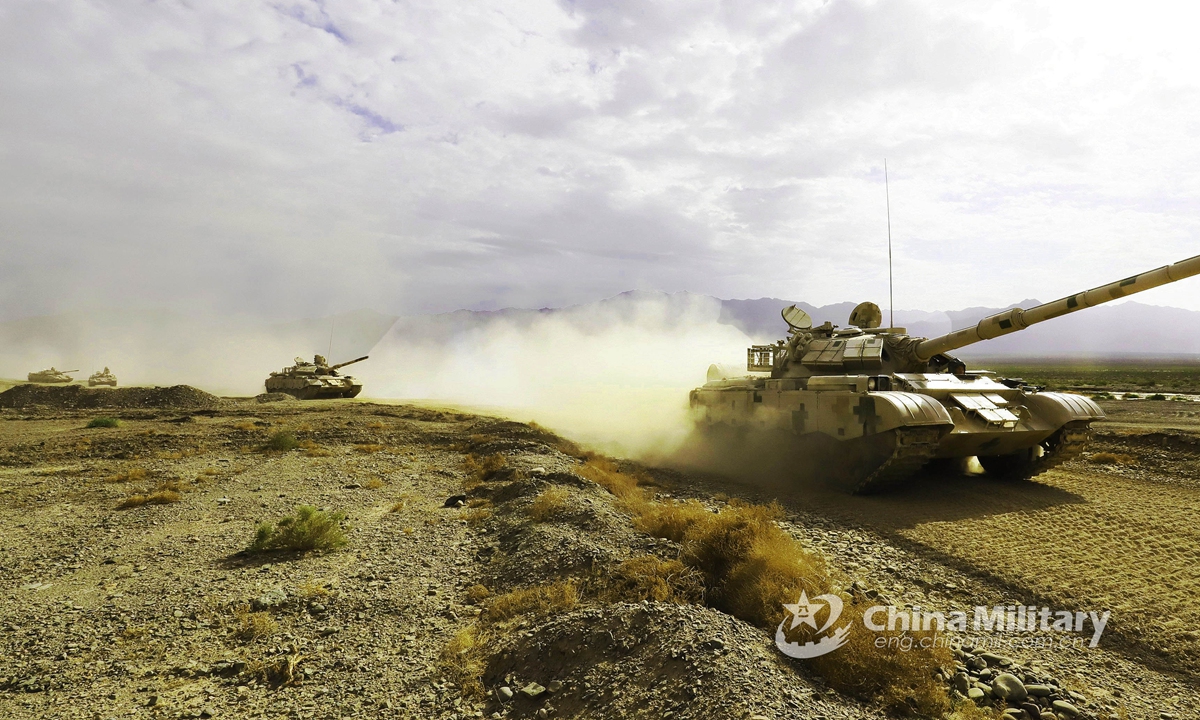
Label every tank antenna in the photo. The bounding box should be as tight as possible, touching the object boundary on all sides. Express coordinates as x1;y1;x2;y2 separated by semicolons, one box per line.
328;320;334;357
885;159;894;329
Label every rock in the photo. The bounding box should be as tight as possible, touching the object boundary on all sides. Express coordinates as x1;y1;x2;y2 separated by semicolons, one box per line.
1020;702;1043;719
992;673;1028;703
520;682;546;699
495;686;513;702
1051;700;1080;717
199;707;215;718
953;672;971;695
967;656;988;671
967;688;985;702
252;587;287;610
546;680;563;694
1026;684;1052;697
216;497;231;505
980;652;1013;667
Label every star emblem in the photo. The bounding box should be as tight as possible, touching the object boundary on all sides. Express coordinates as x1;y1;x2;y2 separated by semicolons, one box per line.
783;590;823;631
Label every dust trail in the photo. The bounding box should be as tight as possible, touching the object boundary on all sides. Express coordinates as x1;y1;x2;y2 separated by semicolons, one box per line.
363;293;750;458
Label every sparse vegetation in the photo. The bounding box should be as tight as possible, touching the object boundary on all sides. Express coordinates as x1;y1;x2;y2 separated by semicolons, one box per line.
364;478;385;490
86;417;119;428
603;555;704;604
1124;392;1142;399
439;624;487;696
486;579;580;621
463;508;493;527
527;485;570;521
464;584;491;604
354;443;385;453
298;440;332;457
462;452;509;488
1148;393;1168;400
233;604;278;641
248;505;348;553
106;467;148;483
118;483;182;509
264;430;299;452
580;458;951;716
1089;452;1138;465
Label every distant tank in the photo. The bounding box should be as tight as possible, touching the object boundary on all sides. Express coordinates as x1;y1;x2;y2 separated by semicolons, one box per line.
265;355;368;400
691;253;1200;493
27;367;77;384
88;367;118;387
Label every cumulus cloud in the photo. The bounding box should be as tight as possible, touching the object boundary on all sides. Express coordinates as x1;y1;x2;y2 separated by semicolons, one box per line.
2;0;1199;321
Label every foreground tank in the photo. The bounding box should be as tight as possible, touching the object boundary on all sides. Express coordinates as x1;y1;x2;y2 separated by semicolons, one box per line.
691;254;1200;493
88;367;118;387
27;368;77;384
265;355;367;400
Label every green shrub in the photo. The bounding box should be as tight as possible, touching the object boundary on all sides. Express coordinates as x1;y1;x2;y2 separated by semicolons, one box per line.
87;417;120;428
264;430;299;452
1123;392;1141;399
248;505;348;552
1148;393;1167;401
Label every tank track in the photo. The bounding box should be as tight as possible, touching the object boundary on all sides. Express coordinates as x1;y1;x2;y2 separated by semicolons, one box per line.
986;421;1093;481
851;427;945;495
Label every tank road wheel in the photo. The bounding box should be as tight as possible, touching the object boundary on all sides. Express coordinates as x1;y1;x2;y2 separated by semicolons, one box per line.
977;420;1094;482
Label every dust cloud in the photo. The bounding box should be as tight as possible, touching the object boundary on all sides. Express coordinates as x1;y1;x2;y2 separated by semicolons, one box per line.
363;293;752;459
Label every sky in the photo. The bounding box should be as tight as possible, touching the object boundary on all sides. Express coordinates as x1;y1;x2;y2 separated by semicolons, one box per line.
3;0;1200;321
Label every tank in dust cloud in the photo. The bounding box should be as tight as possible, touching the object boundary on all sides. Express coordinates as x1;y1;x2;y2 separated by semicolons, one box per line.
691;254;1200;494
88;367;118;387
27;368;78;383
265;355;368;400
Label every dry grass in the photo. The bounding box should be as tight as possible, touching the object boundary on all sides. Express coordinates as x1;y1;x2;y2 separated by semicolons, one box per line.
367;420;385;429
200;468;218;476
297;440;332;457
354;443;385;454
439;624;487;696
118;480;183;509
296;579;335;598
1088;451;1137;465
246;651;305;688
389;500;407;513
233;604;278;641
462;452;508;488
364;478;385;490
248;506;348;553
463;508;493;527
486;579;580;622
106;467;148;484
86;417;119;428
603;555;704;604
234;421;257;432
527;486;570;521
579;458;951;717
465;584;491;604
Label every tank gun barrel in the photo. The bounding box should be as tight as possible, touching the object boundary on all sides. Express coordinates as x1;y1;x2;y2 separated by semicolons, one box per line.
916;253;1200;361
329;355;369;371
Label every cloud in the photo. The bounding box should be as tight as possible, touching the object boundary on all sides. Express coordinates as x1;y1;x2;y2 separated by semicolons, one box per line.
2;0;1199;321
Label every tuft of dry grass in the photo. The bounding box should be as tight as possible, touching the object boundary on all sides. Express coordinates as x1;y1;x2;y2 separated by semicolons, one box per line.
248;506;348;553
367;420;385;429
118;480;184;509
462;452;508;488
486;579;579;622
296;579;335;598
439;624;487;697
106;467;148;484
389;500;407;513
576;456;644;504
364;478;385;490
603;555;704;604
86;417;119;428
1088;451;1137;465
463;508;493;527
354;443;385;454
234;421;257;432
297;440;332;457
465;584;491;604
233;604;278;641
527;486;570;521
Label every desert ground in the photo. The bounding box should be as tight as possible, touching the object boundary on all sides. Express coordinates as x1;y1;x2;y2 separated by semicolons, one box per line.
0;380;1198;720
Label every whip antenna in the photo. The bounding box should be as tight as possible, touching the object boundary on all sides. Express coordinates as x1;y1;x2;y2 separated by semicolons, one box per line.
885;159;893;329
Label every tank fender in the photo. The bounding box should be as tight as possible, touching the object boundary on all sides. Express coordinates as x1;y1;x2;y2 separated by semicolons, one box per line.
1022;392;1105;426
867;391;954;432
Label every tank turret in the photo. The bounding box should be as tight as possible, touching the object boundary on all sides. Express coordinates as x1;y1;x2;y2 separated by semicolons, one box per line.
264;355;369;400
88;367;118;387
692;253;1200;494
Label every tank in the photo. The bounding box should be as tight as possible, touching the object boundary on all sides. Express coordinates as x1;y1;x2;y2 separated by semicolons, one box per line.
691;253;1200;493
88;367;118;387
27;367;78;383
264;355;368;400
